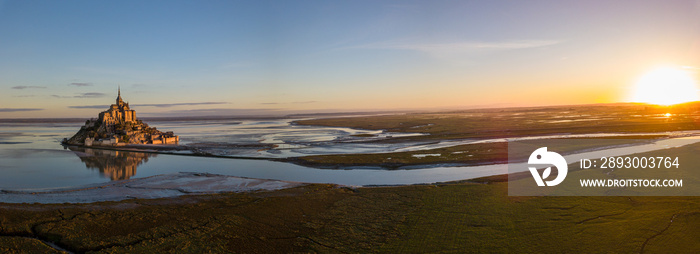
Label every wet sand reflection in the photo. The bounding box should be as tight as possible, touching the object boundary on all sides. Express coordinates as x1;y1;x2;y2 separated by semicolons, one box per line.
69;147;155;180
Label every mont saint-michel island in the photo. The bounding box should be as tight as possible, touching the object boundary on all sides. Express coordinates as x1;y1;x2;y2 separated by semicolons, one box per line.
63;89;179;147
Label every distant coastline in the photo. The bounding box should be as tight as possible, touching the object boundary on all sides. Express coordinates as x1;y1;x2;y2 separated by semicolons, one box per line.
2;102;660;122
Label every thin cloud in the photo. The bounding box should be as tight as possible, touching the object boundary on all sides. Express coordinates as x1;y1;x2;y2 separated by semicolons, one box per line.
68;105;109;109
53;92;107;99
166;108;277;113
0;108;44;112
75;92;106;98
12;86;46;90
141;108;281;117
134;102;229;108
69;82;93;87
352;40;561;57
261;101;316;105
68;102;228;109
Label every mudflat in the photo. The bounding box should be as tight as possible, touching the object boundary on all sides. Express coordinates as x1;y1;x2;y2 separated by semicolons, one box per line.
1;179;698;252
3;104;700;252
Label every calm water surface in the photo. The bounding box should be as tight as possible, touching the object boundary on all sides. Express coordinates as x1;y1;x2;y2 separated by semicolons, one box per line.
1;119;697;190
0;120;495;190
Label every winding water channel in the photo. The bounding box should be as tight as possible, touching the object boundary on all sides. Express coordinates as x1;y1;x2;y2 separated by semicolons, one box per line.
1;119;698;190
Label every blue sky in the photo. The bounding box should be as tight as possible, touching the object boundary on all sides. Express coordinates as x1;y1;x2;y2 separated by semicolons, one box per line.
1;0;699;117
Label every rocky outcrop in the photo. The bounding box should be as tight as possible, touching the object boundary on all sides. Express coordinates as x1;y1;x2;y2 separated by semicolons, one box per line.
63;89;179;146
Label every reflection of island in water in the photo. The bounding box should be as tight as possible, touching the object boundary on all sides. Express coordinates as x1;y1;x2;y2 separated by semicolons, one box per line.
68;147;155;180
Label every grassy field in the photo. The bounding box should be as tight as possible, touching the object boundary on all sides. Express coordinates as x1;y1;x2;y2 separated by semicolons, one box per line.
291;103;700;168
296;103;700;141
288;137;662;169
1;179;698;252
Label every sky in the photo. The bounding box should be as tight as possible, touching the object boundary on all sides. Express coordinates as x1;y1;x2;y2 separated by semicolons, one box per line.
1;0;699;118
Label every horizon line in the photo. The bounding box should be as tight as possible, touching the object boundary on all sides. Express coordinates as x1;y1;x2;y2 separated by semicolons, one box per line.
0;101;681;120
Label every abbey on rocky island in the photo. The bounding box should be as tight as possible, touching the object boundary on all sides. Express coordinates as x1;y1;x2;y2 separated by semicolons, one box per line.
64;88;179;146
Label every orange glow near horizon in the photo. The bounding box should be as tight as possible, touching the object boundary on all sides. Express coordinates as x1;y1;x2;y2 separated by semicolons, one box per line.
629;66;699;106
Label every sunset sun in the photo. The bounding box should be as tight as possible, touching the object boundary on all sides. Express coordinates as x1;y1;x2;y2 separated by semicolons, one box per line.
630;66;699;106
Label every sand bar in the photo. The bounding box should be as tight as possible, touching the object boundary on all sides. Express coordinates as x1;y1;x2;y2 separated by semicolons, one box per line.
0;172;304;204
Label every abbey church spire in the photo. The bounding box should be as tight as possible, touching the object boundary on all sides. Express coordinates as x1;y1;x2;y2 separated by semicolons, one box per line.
116;85;123;104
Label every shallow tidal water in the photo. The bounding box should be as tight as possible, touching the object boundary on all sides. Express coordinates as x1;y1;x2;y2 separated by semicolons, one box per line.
0;119;489;190
1;119;698;190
